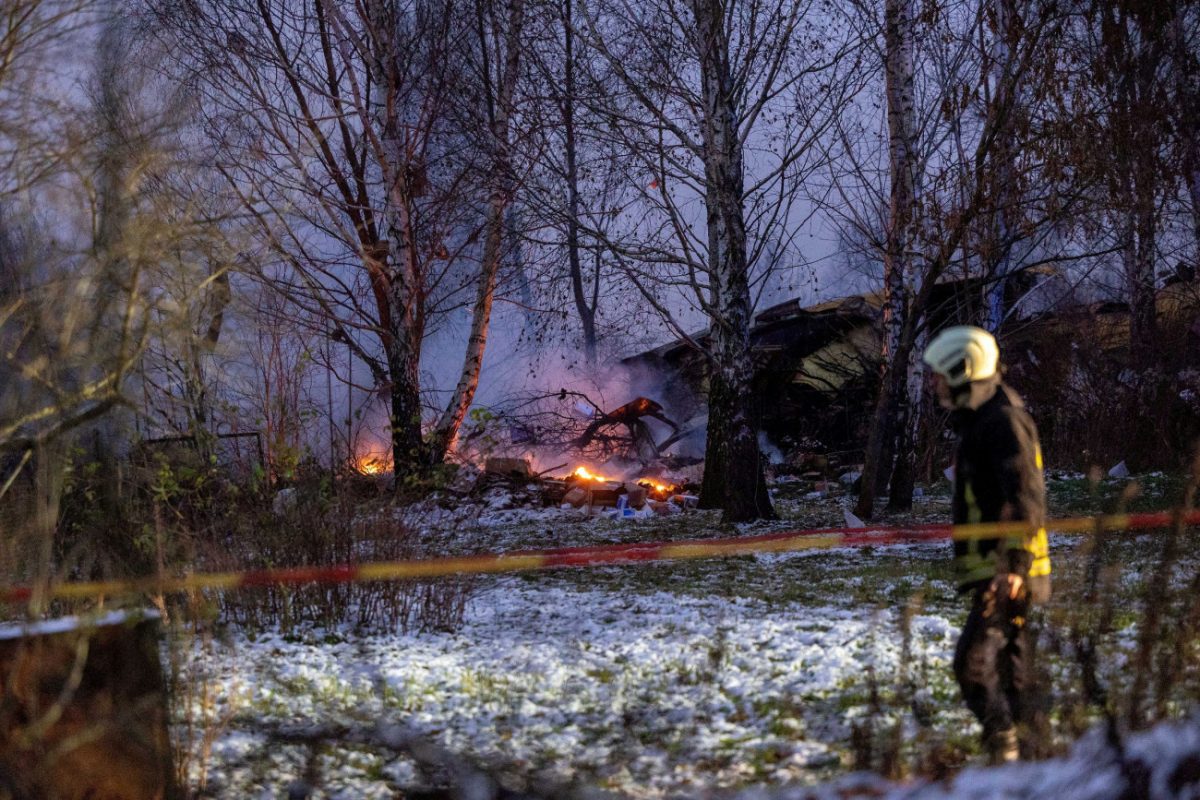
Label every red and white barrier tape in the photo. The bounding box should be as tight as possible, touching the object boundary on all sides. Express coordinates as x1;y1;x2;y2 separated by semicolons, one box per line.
3;509;1198;604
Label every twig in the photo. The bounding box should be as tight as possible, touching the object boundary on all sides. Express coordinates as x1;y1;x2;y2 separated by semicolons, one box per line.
0;448;32;501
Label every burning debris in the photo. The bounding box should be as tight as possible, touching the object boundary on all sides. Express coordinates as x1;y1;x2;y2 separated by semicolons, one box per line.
435;393;705;517
552;465;697;516
574;396;680;464
456;391;705;475
636;477;680;502
355;453;391;475
471;456;698;517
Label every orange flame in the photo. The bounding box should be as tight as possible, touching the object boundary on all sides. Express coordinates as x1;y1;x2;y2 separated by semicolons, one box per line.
573;466;615;483
637;478;678;498
355;452;392;475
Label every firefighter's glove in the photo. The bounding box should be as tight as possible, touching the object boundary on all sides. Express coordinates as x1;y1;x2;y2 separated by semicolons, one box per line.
982;573;1028;626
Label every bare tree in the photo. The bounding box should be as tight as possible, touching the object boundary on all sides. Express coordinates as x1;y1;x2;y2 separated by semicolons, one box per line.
1081;0;1174;371
1168;4;1200;263
155;0;530;479
426;0;528;462
1;5;215;455
853;0;921;516
1167;5;1200;262
520;0;632;366
0;5;231;608
575;0;856;521
841;0;1071;517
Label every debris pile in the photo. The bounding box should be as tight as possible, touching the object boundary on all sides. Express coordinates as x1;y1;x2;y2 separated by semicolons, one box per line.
474;458;699;518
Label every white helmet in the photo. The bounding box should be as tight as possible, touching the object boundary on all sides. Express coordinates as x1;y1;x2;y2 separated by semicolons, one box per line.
922;326;999;387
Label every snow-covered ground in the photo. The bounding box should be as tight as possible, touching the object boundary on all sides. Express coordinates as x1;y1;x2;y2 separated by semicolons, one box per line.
733;714;1200;799
182;574;965;797
176;472;1192;797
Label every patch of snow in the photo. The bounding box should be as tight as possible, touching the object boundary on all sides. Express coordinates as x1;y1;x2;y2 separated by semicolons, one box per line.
729;713;1200;799
0;608;159;641
183;582;958;797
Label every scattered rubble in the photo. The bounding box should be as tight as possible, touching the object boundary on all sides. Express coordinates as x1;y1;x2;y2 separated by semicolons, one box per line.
575;397;679;464
458;457;703;518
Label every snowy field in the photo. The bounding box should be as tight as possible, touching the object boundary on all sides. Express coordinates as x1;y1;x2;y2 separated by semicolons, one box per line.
176;473;1192;797
182;574;962;797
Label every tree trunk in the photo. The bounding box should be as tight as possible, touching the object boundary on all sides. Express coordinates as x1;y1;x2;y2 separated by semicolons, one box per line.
562;0;597;367
1127;60;1159;373
1128;191;1158;371
855;0;918;519
1173;8;1200;258
358;0;432;481
690;0;774;522
887;330;927;510
374;117;427;480
426;192;506;463
427;0;526;464
1105;1;1162;374
385;276;426;481
984;0;1021;333
855;343;903;519
702;365;774;521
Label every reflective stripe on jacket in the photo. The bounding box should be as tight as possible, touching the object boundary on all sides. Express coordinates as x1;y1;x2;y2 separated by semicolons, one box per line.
950;381;1052;598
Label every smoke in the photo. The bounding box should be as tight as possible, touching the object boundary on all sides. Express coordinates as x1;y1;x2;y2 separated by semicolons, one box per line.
758;432;785;465
407;295;704;475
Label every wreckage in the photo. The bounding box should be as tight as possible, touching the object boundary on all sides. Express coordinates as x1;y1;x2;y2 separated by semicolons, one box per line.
477;456;697;517
574;397;680;464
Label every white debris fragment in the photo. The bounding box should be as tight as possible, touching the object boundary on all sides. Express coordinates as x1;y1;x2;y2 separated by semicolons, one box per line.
842;509;866;529
671;494;700;509
1108;460;1130;479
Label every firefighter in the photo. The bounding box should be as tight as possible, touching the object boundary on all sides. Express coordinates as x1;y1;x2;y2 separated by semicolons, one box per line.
922;325;1051;764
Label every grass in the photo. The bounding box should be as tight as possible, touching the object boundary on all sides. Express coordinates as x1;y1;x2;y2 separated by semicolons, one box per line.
1046;471;1190;515
167;469;1200;797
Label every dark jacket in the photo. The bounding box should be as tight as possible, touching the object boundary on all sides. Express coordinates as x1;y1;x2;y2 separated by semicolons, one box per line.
950;379;1051;602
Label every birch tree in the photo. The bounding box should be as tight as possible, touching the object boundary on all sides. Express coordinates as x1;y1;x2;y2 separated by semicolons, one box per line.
980;0;1026;331
156;0;524;479
841;0;1071;517
1081;0;1173;371
576;0;856;521
426;0;528;461
853;0;920;517
1168;4;1200;259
